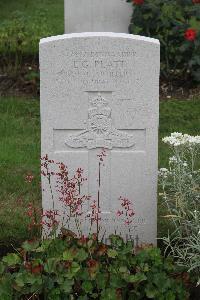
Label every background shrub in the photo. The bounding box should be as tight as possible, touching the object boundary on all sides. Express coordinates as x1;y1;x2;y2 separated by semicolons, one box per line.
128;0;200;83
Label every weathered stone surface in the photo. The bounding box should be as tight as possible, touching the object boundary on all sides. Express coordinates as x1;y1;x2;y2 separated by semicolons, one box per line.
40;33;160;245
64;0;132;33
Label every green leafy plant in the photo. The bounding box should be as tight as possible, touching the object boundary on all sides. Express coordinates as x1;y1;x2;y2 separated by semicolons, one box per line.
0;234;188;299
127;0;200;82
0;10;52;76
159;133;200;284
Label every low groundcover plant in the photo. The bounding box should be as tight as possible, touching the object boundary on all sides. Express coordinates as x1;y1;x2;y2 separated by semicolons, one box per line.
0;234;188;300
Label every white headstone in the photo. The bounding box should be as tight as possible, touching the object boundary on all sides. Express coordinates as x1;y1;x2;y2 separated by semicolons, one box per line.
40;32;160;245
64;0;132;33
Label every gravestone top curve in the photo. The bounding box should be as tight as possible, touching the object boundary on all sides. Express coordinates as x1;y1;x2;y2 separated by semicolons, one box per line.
40;32;160;45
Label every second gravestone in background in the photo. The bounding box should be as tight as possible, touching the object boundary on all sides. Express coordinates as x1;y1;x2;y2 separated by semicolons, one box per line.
40;33;160;245
64;0;132;33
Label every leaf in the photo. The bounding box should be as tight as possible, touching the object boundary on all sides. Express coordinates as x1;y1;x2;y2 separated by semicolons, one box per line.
2;253;21;266
145;286;157;298
91;293;99;298
165;291;176;300
35;239;52;252
78;268;90;281
75;248;88;262
87;239;94;249
70;262;80;275
63;250;74;261
44;258;58;273
107;249;118;258
110;274;124;288
15;273;25;288
0;274;13;299
162;215;182;219
96;273;108;289
100;288;117;300
119;266;128;273
82;281;93;293
22;240;40;252
60;279;74;293
109;235;123;247
143;263;150;273
0;262;5;274
26;272;42;285
127;273;147;283
48;288;61;300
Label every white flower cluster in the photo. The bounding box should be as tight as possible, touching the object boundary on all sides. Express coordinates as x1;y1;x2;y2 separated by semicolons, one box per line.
169;156;188;167
162;132;200;147
158;168;170;178
169;156;178;163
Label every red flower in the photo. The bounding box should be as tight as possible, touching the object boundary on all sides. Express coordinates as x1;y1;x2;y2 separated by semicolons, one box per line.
27;210;33;217
128;209;135;217
25;262;43;274
78;235;88;245
97;148;107;162
193;0;200;3
25;173;34;183
31;264;43;274
24;262;32;272
184;28;197;41
116;210;123;217
87;259;98;268
133;0;144;4
125;220;133;225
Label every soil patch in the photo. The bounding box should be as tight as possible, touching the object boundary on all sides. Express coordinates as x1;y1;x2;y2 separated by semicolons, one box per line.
160;78;200;101
0;62;39;98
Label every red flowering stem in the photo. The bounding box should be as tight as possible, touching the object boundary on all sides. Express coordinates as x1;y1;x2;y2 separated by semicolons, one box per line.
97;161;101;241
75;217;82;237
48;175;55;212
45;162;55;212
125;209;131;240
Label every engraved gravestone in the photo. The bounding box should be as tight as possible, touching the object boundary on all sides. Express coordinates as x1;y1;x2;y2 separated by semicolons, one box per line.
64;0;132;33
40;32;160;245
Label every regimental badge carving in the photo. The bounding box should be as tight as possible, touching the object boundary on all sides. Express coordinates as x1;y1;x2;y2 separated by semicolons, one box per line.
65;93;135;149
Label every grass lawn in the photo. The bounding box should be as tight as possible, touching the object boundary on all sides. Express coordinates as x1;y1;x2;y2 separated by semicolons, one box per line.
0;0;64;35
0;96;200;249
0;97;41;249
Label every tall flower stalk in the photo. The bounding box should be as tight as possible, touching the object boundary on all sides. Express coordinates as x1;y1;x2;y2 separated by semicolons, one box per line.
27;149;136;245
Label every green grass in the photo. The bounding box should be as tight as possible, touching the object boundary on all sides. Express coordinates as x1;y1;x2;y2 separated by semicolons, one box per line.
0;0;64;35
0;97;41;246
0;97;199;248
